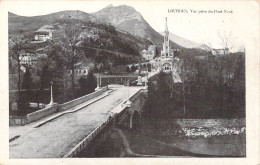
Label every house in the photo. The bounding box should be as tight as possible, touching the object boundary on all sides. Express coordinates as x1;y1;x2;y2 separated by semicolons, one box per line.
32;25;54;43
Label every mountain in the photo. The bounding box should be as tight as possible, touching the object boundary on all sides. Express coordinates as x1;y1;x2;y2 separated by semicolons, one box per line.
160;32;203;49
8;10;95;35
92;5;164;45
9;6;207;54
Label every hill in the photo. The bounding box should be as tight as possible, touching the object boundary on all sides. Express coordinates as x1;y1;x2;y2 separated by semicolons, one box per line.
8;10;95;36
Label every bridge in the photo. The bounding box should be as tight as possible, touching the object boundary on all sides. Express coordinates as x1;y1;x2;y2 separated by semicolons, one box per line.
94;70;160;89
9;85;147;158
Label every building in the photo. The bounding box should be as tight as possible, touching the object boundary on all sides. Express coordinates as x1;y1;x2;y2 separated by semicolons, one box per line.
150;17;182;83
212;48;229;56
154;17;180;73
19;53;38;66
67;65;90;77
141;45;156;60
32;25;54;43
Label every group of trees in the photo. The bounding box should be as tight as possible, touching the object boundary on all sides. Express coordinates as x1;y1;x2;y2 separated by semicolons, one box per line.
80;23;140;56
78;70;96;97
144;51;245;119
143;72;175;118
143;31;245;119
9;23;97;115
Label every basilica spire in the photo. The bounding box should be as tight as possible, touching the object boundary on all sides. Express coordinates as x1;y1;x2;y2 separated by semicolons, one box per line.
165;17;169;35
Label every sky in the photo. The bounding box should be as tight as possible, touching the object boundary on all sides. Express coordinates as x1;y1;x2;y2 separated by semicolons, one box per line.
5;0;257;51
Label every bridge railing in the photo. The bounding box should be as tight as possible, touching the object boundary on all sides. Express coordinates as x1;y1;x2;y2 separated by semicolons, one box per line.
63;113;116;158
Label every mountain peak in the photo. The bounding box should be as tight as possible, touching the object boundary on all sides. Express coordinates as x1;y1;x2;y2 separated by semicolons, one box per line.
92;5;163;44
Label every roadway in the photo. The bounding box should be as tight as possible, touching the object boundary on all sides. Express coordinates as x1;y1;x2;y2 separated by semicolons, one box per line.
9;86;143;158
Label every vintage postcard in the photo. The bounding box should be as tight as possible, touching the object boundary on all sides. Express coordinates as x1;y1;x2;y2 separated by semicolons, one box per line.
0;0;259;165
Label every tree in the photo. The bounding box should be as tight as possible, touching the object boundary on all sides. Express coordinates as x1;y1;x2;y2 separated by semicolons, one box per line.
203;31;237;117
147;63;152;72
57;24;84;98
85;70;97;94
9;35;31;111
32;41;60;107
131;65;137;72
126;66;131;73
78;76;88;96
144;71;174;118
20;67;33;114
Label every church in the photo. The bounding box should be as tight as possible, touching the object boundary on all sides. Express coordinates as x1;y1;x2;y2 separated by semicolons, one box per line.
152;17;180;74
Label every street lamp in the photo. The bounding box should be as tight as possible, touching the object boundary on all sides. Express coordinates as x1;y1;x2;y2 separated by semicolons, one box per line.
95;75;101;91
48;81;54;106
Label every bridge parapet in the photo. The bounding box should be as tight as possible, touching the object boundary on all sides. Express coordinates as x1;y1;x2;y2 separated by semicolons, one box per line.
63;87;147;157
63;113;115;158
25;86;109;124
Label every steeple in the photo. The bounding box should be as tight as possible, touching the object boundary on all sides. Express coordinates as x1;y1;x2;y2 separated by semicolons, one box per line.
162;17;170;58
165;17;169;35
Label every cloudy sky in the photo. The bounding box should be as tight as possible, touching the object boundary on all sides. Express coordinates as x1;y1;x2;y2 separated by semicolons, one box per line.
5;0;258;51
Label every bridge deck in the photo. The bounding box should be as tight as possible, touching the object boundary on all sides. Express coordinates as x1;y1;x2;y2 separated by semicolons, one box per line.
9;86;142;158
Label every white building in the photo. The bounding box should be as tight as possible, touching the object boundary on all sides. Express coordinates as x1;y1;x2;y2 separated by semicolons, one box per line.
19;53;38;66
141;45;156;60
33;25;54;43
212;48;229;56
67;65;90;76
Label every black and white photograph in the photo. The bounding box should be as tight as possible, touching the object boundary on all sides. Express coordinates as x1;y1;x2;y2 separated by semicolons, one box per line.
1;0;260;164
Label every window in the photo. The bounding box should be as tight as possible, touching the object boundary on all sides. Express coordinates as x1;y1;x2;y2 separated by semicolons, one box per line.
84;70;86;74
